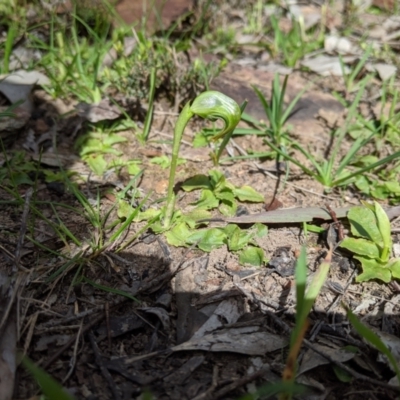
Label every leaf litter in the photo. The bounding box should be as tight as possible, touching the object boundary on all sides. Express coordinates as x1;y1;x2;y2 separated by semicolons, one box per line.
2;0;400;399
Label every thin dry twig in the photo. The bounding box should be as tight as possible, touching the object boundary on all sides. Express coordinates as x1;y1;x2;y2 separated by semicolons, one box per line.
191;365;219;400
63;319;83;383
88;330;121;400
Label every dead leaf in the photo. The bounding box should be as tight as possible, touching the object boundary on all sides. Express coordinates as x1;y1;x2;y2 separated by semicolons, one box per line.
191;298;243;339
0;70;50;113
366;62;397;81
298;343;356;375
140;307;170;331
76;99;122;123
206;205;400;225
31;152;79;167
172;326;287;355
301;55;355;76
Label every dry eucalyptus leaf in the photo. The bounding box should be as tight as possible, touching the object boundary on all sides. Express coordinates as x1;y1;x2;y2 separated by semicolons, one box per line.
301;55;353;76
366;62;397;81
191;298;243;339
76;99;122;123
31;152;79;167
172;326;287;355
0;70;50;112
298;343;356;375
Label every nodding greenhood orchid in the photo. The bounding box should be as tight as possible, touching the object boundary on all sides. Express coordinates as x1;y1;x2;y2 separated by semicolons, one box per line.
163;91;244;229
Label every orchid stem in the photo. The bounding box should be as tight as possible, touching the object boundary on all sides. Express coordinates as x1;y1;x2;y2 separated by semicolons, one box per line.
163;101;193;229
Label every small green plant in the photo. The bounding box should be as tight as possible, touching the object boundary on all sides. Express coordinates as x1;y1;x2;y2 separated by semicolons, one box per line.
339;46;373;95
139;67;157;143
340;201;400;283
250;74;307;167
241;247;331;399
162;90;243;229
31;11;110;103
280;247;331;399
121;169;267;265
270;14;323;67
264;77;400;188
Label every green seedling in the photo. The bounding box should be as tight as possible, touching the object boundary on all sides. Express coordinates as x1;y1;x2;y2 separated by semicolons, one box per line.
140;66;157;143
339;46;373;95
251;74;308;168
167;222;267;266
2;22;18;73
119;169;267;265
150;155;186;170
32;10;110;103
242;248;330;399
280;247;331;399
264;76;400;189
181;169;264;216
340;201;400;283
163;90;243;229
270;14;323;67
77;126;128;176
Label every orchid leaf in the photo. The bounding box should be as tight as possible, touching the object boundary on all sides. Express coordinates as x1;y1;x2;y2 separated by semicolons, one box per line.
191;189;219;210
354;256;392;283
347;206;383;246
181;174;211;191
233;185;264;202
340;237;381;260
238;246;265;266
187;227;226;252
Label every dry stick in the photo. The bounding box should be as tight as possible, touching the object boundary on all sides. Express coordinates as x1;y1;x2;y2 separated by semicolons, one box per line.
88;330;121;400
191;366;219;400
14;188;33;269
62;320;83;383
212;368;268;400
42;312;105;369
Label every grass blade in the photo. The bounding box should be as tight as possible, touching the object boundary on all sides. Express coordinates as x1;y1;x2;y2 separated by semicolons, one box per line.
345;306;400;386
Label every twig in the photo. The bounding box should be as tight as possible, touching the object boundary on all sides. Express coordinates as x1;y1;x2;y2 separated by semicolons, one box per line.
62;320;83;383
14;188;33;269
212;368;267;400
88;330;121;400
191;366;219;400
42;312;104;369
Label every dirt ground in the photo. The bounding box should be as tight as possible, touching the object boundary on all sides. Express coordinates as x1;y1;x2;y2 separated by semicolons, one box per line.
2;1;400;399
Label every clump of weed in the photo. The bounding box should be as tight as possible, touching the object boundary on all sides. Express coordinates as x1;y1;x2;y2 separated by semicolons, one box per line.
106;34;221;104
